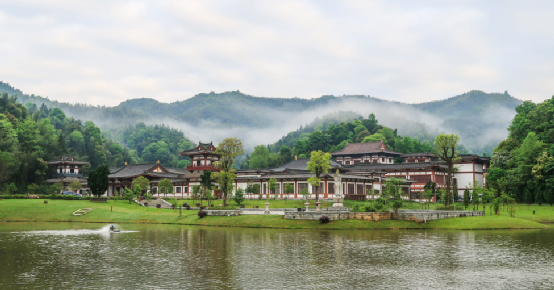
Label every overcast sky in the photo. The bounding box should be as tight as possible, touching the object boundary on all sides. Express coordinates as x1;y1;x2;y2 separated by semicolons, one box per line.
1;0;553;106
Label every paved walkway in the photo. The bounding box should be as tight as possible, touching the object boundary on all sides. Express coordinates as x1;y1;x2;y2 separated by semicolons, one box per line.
140;199;173;209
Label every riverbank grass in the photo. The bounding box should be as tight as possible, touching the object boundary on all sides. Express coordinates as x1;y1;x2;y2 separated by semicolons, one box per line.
0;199;547;230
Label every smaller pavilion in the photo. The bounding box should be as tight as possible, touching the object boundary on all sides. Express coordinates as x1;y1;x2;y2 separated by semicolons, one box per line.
44;156;90;193
180;141;221;173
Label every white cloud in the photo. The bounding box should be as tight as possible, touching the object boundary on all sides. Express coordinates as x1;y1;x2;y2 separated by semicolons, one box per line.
1;0;554;105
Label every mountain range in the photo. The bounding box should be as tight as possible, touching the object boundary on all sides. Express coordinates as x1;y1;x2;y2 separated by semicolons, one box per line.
0;81;521;154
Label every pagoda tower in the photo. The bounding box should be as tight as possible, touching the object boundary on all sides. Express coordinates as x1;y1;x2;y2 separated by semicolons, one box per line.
180;141;221;173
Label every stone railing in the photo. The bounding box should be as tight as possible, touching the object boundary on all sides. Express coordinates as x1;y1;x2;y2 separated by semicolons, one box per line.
204;210;241;216
394;210;484;222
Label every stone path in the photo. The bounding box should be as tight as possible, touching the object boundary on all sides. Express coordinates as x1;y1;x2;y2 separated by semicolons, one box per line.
140;199;173;209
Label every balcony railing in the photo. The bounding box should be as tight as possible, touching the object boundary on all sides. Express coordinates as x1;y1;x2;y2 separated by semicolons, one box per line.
186;164;218;171
52;173;83;178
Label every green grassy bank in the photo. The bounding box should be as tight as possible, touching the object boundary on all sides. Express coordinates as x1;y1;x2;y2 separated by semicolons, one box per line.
0;199;547;230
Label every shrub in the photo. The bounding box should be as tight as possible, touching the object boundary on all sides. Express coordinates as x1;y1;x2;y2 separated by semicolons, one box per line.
319;216;330;223
198;210;207;218
195;203;201;207
43;200;48;204
240;204;245;208
364;203;375;212
183;203;189;208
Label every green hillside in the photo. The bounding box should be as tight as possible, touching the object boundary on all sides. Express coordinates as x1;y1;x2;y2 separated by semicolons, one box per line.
0;81;522;155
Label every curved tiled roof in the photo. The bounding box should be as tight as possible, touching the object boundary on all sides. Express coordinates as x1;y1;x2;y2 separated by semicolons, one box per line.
270;158;342;172
331;141;401;156
180;141;219;156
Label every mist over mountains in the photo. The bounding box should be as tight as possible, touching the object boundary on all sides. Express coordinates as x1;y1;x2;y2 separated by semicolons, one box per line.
0;81;521;154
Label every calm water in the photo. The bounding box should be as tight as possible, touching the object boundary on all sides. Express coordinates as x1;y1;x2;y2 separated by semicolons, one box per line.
1;223;553;289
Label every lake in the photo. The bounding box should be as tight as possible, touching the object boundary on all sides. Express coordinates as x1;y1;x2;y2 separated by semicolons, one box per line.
1;223;553;289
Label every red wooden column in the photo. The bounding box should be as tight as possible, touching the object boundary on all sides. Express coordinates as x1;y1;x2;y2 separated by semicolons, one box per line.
324;179;328;198
280;180;283;198
294;179;298;199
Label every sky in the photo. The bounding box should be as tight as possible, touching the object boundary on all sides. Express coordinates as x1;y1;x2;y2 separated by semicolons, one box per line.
1;0;554;106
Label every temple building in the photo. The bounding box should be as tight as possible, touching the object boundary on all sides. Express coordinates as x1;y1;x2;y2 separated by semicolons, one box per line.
44;156;90;194
57;139;488;203
331;140;402;165
180;141;220;172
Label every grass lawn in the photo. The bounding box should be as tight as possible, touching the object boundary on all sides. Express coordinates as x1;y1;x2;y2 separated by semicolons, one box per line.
0;199;547;230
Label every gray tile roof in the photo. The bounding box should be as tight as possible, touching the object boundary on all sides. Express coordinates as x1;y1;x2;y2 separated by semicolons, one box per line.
331;141;402;156
344;161;447;171
270;158;342;172
109;163;159;178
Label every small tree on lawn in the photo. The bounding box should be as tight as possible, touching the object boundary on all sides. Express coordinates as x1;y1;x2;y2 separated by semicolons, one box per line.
158;178;174;198
284;183;294;204
301;187;310;201
124;187;134;204
53;182;64;194
253;184;261;200
27;183;39;196
268;178;277;200
383;177;403;219
200;170;214;207
89;164;110;198
423;189;434;210
132;176;150;197
463;188;470;210
191;185;201;206
472;188;480;211
433;133;461;208
245;182;255;200
212;170;236;206
48;184;59;196
68;181;82;193
306;150;332;201
234;187;245;206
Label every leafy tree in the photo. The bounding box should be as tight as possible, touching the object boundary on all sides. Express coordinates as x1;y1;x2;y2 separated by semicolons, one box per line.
245;182;255;200
362;133;387;144
191;185;201;205
306;150;332;201
212;170;236;206
433;133;461;207
5;182;17;195
423;189;434;210
89;165;110;197
53;182;64;193
268;178;277;199
215;137;244;171
27;183;39;195
382;177;404;219
158;178;174;198
249;145;270;169
471;187;479;211
68;181;82;192
233;188;245;206
301;186;310;200
48;184;59;195
200;170;214;207
524;187;533;205
284;183;294;203
463;188;470;209
131;176;150;195
124;187;134;204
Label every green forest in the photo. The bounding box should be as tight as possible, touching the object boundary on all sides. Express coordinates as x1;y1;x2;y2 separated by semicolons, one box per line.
0;81;522;155
487;96;554;204
0;93;194;194
240;113;451;169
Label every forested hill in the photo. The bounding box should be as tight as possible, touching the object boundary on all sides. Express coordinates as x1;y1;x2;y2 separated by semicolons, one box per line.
0;81;522;154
